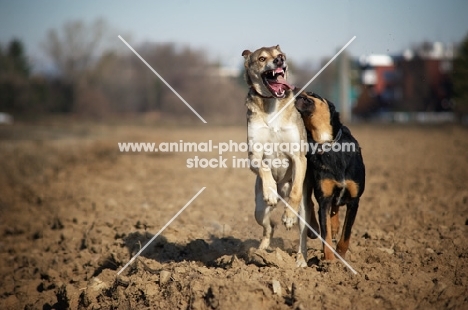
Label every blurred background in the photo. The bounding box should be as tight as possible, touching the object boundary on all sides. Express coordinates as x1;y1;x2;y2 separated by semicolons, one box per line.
0;0;468;124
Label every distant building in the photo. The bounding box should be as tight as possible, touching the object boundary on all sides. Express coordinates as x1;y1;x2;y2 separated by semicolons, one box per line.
353;42;454;117
0;112;13;124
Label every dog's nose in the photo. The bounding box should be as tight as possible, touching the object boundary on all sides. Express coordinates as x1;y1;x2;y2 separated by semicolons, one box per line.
273;55;284;67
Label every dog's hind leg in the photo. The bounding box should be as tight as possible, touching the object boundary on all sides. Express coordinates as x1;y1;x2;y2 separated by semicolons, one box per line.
254;176;275;250
304;179;319;239
336;198;359;258
296;195;309;267
330;205;340;241
319;198;335;260
278;182;307;267
281;155;307;229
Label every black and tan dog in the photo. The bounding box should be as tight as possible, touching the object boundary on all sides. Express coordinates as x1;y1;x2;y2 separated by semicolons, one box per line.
242;46;310;267
295;92;365;260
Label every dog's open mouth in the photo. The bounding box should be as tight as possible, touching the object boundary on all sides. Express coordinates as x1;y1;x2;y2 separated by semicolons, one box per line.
262;67;295;98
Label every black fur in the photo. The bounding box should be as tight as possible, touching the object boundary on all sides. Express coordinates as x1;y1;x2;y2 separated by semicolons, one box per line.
295;92;366;259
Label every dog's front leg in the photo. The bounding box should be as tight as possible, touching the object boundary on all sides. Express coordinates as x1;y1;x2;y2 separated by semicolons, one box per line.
281;154;306;229
254;177;275;250
336;198;360;258
249;152;277;206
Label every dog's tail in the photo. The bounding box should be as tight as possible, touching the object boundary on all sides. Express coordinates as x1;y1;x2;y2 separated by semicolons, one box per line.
336;181;347;206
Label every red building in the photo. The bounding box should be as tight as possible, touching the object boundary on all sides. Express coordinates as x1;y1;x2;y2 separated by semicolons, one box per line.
354;42;454;117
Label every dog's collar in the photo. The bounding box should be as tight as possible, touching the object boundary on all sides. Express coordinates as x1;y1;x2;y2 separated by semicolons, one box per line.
332;127;343;142
250;87;274;99
310;127;343;155
314;128;343;143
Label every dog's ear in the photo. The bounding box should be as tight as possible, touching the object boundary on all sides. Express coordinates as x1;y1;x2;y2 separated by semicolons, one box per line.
327;100;342;126
244;69;252;86
242;50;252;85
242;50;251;59
295;97;306;112
295;93;314;116
327;100;336;116
310;92;324;102
276;44;281;50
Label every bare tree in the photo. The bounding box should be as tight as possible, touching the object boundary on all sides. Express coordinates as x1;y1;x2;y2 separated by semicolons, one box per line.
42;19;109;81
40;20;246;122
41;19;119;117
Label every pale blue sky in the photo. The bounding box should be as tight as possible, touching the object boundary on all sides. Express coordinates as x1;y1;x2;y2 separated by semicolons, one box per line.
1;0;467;70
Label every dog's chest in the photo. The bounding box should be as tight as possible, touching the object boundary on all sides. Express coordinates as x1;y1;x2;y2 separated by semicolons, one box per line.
248;119;300;147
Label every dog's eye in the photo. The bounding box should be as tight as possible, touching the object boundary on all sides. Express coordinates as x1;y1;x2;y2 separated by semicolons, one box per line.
277;54;284;59
258;56;266;62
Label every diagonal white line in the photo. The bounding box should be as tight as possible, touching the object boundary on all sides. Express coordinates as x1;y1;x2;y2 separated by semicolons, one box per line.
118;35;207;124
268;36;356;124
117;187;206;275
268;187;358;275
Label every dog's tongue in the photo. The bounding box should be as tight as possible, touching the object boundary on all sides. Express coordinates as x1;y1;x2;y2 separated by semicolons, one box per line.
268;75;295;95
274;75;295;90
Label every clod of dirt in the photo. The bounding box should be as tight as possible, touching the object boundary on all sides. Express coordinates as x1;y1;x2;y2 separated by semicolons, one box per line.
426;248;435;254
88;277;108;292
159;270;171;285
203;286;219;309
213;254;242;269
41;268;60;282
434;281;447;293
79;291;91;308
93;253;120;277
274;247;294;263
362;229;387;240
106;198;117;208
246;248;279;267
377;247;395;255
115;275;130;288
31;230;43;240
272;279;282;296
3;295;19;309
52;285;70;309
4;226;25;236
50;217;64;230
245;247;294;268
284;282;297;306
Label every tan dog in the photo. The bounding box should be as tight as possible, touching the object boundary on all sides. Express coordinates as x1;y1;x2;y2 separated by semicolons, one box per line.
242;45;310;267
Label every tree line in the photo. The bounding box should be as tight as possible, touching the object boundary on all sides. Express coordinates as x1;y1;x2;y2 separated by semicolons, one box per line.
0;20;250;123
1;19;467;122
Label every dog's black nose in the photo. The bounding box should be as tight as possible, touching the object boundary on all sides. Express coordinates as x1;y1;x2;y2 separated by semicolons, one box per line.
273;55;284;67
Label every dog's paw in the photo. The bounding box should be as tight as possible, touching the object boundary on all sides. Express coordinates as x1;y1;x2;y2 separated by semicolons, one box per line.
307;229;319;239
281;209;297;230
296;255;307;268
258;238;270;250
307;218;320;239
263;191;278;206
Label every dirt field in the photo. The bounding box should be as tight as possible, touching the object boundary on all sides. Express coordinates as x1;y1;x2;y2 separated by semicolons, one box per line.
0;121;467;309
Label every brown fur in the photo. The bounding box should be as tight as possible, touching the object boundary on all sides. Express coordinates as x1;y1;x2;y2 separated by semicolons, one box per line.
295;91;366;261
323;215;335;260
300;93;333;142
243;46;311;267
330;205;340;239
320;179;340;197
